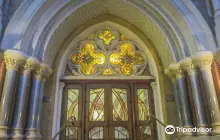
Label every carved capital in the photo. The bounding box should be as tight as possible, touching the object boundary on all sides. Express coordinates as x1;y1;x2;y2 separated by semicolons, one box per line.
178;57;195;74
34;63;52;82
215;49;220;64
23;57;40;74
3;50;26;71
192;51;213;71
168;63;184;79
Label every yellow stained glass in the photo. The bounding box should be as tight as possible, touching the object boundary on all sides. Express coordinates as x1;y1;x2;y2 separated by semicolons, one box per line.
98;29;116;45
102;68;112;76
72;44;106;75
110;43;145;75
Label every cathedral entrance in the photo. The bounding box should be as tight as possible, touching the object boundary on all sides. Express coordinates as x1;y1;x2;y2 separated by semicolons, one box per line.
61;81;156;140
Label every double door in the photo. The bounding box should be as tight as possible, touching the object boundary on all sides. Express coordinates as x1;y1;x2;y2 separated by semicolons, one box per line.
62;82;156;140
86;84;132;140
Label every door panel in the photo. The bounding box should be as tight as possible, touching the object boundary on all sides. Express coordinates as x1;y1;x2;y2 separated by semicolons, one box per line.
61;82;156;140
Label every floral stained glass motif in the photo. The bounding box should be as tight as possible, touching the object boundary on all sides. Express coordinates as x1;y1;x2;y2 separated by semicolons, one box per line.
67;89;79;121
72;44;106;75
110;43;145;75
89;88;105;121
98;29;116;45
112;88;128;121
137;89;150;120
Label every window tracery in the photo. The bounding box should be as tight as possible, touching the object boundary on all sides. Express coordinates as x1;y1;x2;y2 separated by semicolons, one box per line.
68;28;147;76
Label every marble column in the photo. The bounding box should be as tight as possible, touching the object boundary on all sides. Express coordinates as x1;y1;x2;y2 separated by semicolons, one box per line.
179;57;208;136
25;63;52;139
169;63;193;135
0;50;26;139
10;57;39;139
193;51;220;135
165;68;183;127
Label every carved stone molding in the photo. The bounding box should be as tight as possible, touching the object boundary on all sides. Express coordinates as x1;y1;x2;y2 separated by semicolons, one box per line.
192;51;213;71
178;57;195;74
3;50;26;71
168;63;184;79
34;63;53;82
23;57;40;74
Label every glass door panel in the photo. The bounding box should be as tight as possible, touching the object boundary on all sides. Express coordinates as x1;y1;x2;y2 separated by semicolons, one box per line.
86;85;109;140
62;85;82;140
134;86;156;140
109;85;132;140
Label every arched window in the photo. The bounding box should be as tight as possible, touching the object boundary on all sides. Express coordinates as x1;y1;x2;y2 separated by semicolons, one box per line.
61;28;156;140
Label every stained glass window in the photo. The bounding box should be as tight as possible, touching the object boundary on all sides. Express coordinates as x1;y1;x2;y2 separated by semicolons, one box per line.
89;88;105;121
114;127;129;139
66;127;78;139
137;89;150;120
112;88;128;121
68;28;147;76
140;126;151;139
89;127;104;139
67;89;79;120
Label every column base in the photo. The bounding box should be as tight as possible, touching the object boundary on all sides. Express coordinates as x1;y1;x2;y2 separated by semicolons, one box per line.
0;126;9;139
10;128;24;139
211;122;220;135
196;125;210;136
181;125;194;136
24;128;41;139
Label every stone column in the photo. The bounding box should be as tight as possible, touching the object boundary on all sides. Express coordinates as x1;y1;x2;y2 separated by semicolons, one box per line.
0;52;5;98
169;63;193;135
165;68;183;127
212;0;220;48
25;63;52;139
0;50;26;139
193;51;220;135
11;57;39;139
179;57;208;135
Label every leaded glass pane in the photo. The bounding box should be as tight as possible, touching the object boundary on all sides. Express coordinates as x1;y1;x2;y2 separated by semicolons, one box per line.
114;127;129;139
67;89;79;120
140;126;151;139
112;88;128;121
89;127;103;139
66;127;77;139
137;89;150;120
89;88;105;121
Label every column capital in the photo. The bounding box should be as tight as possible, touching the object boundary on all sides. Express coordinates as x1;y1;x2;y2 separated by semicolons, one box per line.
23;57;40;74
3;50;26;71
34;63;52;82
168;63;184;79
178;57;195;74
192;51;213;71
215;48;220;64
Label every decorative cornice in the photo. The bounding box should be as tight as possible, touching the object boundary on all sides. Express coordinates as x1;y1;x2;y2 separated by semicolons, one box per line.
34;63;53;82
168;63;184;79
23;57;40;74
192;51;213;71
3;50;26;71
178;57;195;74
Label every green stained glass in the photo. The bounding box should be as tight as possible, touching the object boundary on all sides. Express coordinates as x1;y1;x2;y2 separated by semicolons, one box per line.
137;89;150;120
112;88;128;121
67;89;79;120
66;127;78;139
89;88;105;121
140;126;151;139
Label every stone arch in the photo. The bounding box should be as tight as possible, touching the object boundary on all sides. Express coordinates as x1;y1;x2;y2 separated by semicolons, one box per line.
0;0;217;139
